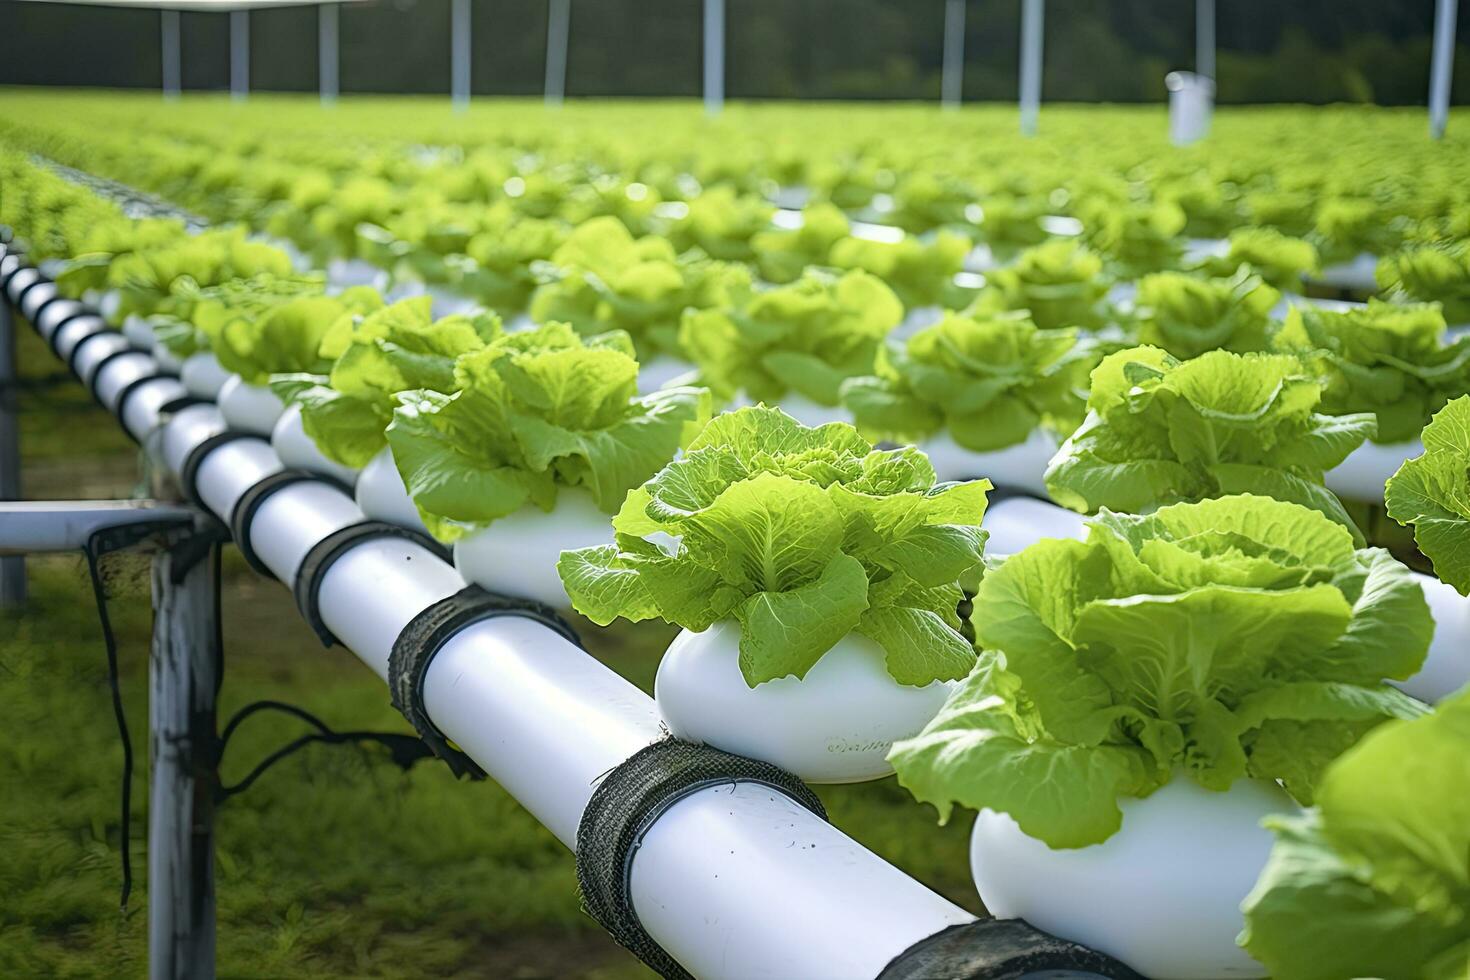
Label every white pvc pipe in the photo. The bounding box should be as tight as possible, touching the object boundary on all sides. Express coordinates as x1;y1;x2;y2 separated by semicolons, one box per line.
180;352;232;401
161;9;182;100
631;782;974;980
160;404;227;477
451;0;471;111
985;496;1085;555
121;376;187;443
941;0;965;109
544;0;570;107
247;481;364;589
704;0;725;116
271;405;360;487
193;437;282;523
49;315;107;361
19;281;57;322
5;267;41;305
93;352;159;413
1019;0;1044;136
1430;0;1458;140
230;10;249;102
35;300;88;341
319;3;340;104
1195;0;1215;81
73;333;132;387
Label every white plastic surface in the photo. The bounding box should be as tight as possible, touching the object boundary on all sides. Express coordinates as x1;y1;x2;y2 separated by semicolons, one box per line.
50;315;108;361
180;351;232;400
5;267;41;305
99;290;122;323
122;314;157;350
422;615;664;847
637;355;698;394
985;496;1087;555
35;299;87;341
325;257;382;289
72;331;132;386
924;428;1059;493
19;280;57;321
656;620;954;783
426;283;479;318
93;351;158;412
452;489;613;608
895;304;944;339
355;446;428;532
152;344;184;374
1311;252;1379;292
972;777;1292;979
217;375;287;436
120;377;187;443
160;404;228;477
1403;574;1470;702
631;781;975;980
246;481;364;589
270;405;361;487
193;437;283;526
1324;439;1422;502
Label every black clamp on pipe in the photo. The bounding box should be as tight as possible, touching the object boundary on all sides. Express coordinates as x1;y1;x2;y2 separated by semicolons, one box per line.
876;918;1145;980
387;584;582;779
178;431;269;512
293;520;450;647
228;469;354;579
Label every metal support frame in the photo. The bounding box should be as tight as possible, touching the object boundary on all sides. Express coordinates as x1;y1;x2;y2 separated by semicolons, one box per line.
229;10;249;102
161;9;182;100
0;501;219;980
941;0;965;109
451;0;471;112
1430;0;1459;140
704;0;725;116
544;0;570;107
1019;0;1044;136
0;298;23;606
319;3;340;105
1195;0;1215;81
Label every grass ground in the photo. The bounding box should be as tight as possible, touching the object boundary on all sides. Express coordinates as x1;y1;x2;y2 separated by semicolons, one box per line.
0;319;979;977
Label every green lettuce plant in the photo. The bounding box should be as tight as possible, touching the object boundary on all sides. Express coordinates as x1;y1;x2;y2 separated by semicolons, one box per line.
198;286;381;386
1046;346;1374;536
387;321;711;541
667;185;774;263
889;494;1433;849
750;202;850;285
1377;243;1470;324
458;206;566;312
1240;686;1470;980
106;228;296;321
1274;300;1470;444
1130;268;1280;360
841;310;1097;451
1385;396;1470;595
152;271;332;361
1198;227;1319;292
558;406;990;686
828;230;974;310
1080;198;1187;276
679;269;902;406
970;240;1112;331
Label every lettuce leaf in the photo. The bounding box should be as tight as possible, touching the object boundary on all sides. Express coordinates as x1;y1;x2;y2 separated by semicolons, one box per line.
750;202;850;285
1130;268;1280;360
828;230;974;310
1079;198;1187;277
1197;227;1320;291
1377;243;1470;324
1385;396;1470;596
1046;346;1375;537
1240;687;1470;980
667;184;775;263
388;321;711;541
679;269;902;405
889;494;1432;848
970;239;1112;331
558;406;991;687
842;310;1099;451
1275;299;1470;444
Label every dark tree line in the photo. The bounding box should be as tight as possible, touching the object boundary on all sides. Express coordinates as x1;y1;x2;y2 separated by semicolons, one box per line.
1;0;1466;105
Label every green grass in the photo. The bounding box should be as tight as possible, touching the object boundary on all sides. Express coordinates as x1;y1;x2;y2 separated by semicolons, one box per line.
0;311;979;977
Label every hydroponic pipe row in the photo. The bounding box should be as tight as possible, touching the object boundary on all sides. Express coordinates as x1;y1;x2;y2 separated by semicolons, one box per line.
1;249;991;980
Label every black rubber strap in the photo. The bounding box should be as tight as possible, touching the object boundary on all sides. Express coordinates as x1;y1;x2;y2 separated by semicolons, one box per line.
32;292;76;332
876;918;1145;980
293;521;450;647
112;373;170;444
179;431;267;511
155;394;210;418
387;584;583;779
575;736;828;980
228;469;352;579
13;274;51;311
87;346;141;401
66;326;123;377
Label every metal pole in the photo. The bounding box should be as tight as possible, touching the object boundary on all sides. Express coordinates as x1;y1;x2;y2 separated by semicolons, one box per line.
544;0;570;107
1430;0;1458;139
0;299;23;607
319;3;340;104
1195;0;1215;81
451;0;471;112
148;538;220;980
229;10;248;101
1019;0;1043;136
161;9;182;100
942;0;965;109
704;0;724;116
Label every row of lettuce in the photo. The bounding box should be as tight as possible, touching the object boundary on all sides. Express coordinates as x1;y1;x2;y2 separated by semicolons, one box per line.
4;132;1469;977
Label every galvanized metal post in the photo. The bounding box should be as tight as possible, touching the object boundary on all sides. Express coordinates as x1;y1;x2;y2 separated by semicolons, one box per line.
229;10;249;102
1019;0;1043;136
941;0;965;109
148;538;219;980
1195;0;1215;81
704;0;724;116
161;9;182;100
544;0;570;107
0;298;23;607
1430;0;1458;140
319;3;340;104
451;0;471;112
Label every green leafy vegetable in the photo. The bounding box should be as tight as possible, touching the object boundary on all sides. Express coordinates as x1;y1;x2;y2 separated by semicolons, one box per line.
889;494;1432;848
1240;686;1470;980
1130;269;1280;360
971;239;1112;331
1378;243;1470;324
1046;346;1374;536
1385;396;1470;596
1199;227;1319;291
558;405;990;687
828;230;974;310
750;202;850;285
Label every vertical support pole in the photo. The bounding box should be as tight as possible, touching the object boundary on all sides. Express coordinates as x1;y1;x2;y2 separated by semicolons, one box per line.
1195;0;1215;81
148;538;219;980
704;0;724;116
229;9;248;102
545;0;570;107
941;0;965;109
1430;0;1458;140
451;0;471;112
0;299;24;608
161;9;182;101
1018;0;1043;136
319;3;340;105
